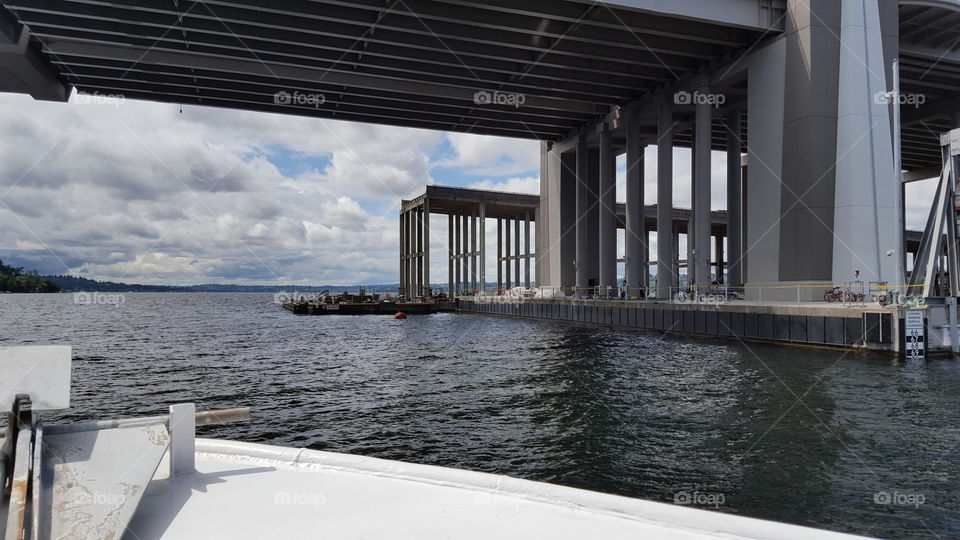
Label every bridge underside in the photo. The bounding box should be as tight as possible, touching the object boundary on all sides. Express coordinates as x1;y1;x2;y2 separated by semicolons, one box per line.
1;0;778;140
2;1;960;302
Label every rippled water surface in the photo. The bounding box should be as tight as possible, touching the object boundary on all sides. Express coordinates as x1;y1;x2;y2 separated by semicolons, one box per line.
2;293;960;538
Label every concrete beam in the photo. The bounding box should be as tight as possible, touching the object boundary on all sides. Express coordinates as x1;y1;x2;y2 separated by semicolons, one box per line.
901;94;960;125
42;39;603;115
0;28;69;101
593;0;785;31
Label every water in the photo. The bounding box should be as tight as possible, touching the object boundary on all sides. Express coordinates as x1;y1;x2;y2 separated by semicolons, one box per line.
2;292;959;538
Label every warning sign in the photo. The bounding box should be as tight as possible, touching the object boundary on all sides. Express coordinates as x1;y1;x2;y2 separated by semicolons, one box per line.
904;310;925;360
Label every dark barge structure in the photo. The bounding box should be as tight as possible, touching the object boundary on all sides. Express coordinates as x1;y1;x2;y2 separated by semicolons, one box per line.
282;290;453;315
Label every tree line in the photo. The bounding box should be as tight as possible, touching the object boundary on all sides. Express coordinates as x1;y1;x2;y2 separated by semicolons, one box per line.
0;260;60;293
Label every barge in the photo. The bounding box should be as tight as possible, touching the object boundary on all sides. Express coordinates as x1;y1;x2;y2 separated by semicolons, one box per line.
281;290;453;315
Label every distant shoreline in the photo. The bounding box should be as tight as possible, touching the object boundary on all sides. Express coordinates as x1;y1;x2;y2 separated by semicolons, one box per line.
40;274;407;294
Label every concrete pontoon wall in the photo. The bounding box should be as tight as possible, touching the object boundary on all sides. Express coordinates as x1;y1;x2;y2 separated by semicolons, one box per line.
459;298;896;351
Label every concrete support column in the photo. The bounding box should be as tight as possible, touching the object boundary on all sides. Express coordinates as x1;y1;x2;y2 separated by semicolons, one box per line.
413;207;420;297
448;213;454;296
524;212;531;288
399;209;406;298
480;203;486;294
643;229;650;291
673;226;681;292
832;0;899;285
693;80;712;288
741;155;749;284
533;206;539;287
716;236;724;284
461;213;469;294
454;213;461;295
688;138;696;281
598;126;616;292
657;99;675;297
514;216;521;288
625;113;645;298
410;208;416;297
469;207;476;294
420;207;427;295
497;217;503;293
575;138;589;296
726;109;743;287
505;217;512;289
423;199;430;296
404;210;409;298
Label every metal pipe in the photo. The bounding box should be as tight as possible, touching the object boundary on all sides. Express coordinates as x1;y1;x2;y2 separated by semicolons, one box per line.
892;57;906;294
45;407;251;435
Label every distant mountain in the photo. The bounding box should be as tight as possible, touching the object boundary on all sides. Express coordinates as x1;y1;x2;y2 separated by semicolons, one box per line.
0;260;60;293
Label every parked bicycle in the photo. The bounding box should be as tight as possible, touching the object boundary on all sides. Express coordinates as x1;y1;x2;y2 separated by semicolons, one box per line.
823;286;864;303
824;286;843;302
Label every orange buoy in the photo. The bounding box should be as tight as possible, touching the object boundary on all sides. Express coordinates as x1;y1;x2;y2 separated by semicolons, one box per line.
394;312;407;319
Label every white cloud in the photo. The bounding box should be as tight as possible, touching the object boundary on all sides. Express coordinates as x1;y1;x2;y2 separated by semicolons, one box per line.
467;176;540;195
0;90;942;287
0;93;437;285
434;133;539;177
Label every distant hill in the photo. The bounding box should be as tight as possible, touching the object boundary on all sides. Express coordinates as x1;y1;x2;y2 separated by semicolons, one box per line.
0;260;60;293
42;274;183;292
41;273;403;294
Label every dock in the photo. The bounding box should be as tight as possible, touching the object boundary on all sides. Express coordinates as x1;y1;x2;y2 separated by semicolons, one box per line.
456;295;955;357
283;299;453;315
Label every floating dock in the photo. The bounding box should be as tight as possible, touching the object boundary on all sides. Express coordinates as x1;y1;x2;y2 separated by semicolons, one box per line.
283;300;453;315
455;296;934;355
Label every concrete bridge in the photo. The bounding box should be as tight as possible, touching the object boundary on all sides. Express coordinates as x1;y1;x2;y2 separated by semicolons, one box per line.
4;0;960;348
400;185;931;299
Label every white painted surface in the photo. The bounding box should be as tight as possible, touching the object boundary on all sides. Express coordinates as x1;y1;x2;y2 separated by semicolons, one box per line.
43;424;169;539
125;439;868;540
0;345;71;412
169;403;196;477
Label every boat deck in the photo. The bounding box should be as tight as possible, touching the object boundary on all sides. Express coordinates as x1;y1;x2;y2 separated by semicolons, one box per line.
125;439;865;540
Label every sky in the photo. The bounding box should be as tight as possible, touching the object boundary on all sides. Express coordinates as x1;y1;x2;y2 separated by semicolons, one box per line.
0;91;939;286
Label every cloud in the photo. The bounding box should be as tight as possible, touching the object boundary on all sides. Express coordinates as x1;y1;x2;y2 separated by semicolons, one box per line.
434;133;539;177
467;176;540;195
0;90;942;287
0;93;430;285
